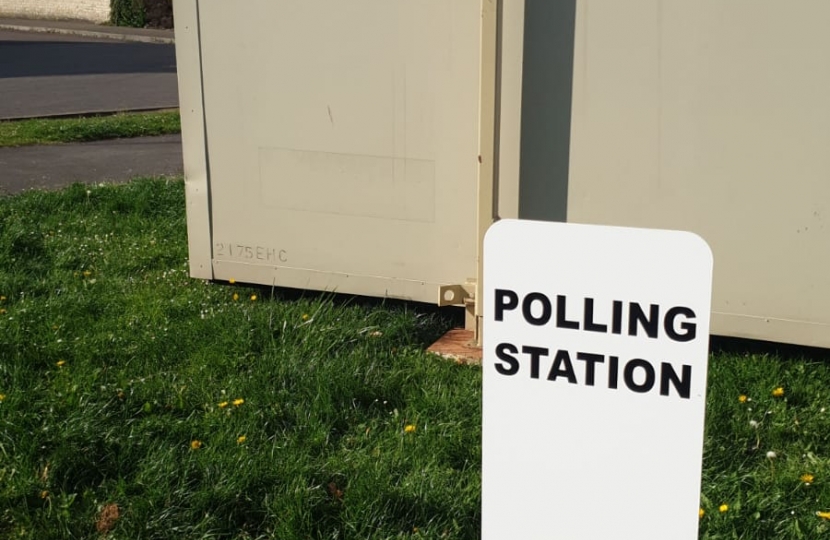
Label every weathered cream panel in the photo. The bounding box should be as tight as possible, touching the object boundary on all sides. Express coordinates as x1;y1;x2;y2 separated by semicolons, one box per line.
192;0;483;303
568;0;830;347
173;0;213;279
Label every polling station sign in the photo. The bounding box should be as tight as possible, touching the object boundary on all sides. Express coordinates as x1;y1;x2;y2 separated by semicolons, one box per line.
482;220;713;540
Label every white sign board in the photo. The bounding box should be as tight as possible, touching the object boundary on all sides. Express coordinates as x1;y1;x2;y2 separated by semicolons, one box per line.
482;219;713;540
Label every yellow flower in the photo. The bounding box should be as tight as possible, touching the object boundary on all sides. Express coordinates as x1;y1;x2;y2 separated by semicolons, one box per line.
699;508;705;519
40;490;49;499
719;504;729;513
0;296;6;301
190;440;202;450
302;314;310;321
218;401;229;409
0;309;6;315
801;473;815;484
83;270;92;277
250;295;257;302
772;387;785;397
237;435;247;444
0;394;5;402
738;395;748;403
232;293;239;301
404;424;416;433
817;511;830;520
56;360;66;367
232;398;245;407
229;278;236;284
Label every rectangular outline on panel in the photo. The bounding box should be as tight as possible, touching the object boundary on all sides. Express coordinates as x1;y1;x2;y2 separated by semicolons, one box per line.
259;147;436;223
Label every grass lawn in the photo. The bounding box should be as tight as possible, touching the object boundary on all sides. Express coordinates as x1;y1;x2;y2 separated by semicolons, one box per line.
1;178;829;539
0;111;180;148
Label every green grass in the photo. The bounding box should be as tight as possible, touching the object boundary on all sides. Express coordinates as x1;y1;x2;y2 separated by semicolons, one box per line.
0;178;478;539
0;179;829;539
700;349;830;538
0;111;181;148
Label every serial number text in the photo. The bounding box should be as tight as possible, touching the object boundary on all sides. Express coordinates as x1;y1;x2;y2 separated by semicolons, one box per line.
215;243;287;262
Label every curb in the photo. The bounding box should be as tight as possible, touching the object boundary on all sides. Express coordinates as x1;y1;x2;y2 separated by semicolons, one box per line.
0;23;174;44
1;107;180;122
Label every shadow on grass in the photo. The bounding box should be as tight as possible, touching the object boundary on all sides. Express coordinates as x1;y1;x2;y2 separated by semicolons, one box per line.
711;335;830;363
237;283;465;349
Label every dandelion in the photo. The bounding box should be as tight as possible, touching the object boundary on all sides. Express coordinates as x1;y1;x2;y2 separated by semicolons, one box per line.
229;278;236;284
237;435;247;444
232;398;245;407
817;511;830;520
801;473;814;484
218;401;229;409
699;508;705;519
250;294;257;302
404;424;416;434
232;293;239;301
0;394;5;402
719;504;729;513
772;387;785;398
56;360;66;367
0;309;6;315
766;451;777;459
302;313;310;321
738;395;748;403
83;270;92;277
40;490;49;499
0;296;5;301
190;440;202;450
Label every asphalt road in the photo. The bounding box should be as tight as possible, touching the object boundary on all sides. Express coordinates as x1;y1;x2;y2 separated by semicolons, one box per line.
0;29;179;119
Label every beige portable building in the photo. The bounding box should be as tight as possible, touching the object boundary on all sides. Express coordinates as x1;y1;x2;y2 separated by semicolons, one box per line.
563;1;830;348
176;0;829;349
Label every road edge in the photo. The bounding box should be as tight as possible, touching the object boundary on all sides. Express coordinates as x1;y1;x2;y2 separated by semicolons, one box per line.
0;22;174;44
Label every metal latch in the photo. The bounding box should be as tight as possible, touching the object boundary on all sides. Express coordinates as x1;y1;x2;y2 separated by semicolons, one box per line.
438;282;475;307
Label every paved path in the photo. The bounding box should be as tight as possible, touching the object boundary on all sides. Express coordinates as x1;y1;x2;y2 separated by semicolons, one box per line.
0;28;178;119
0;135;183;195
